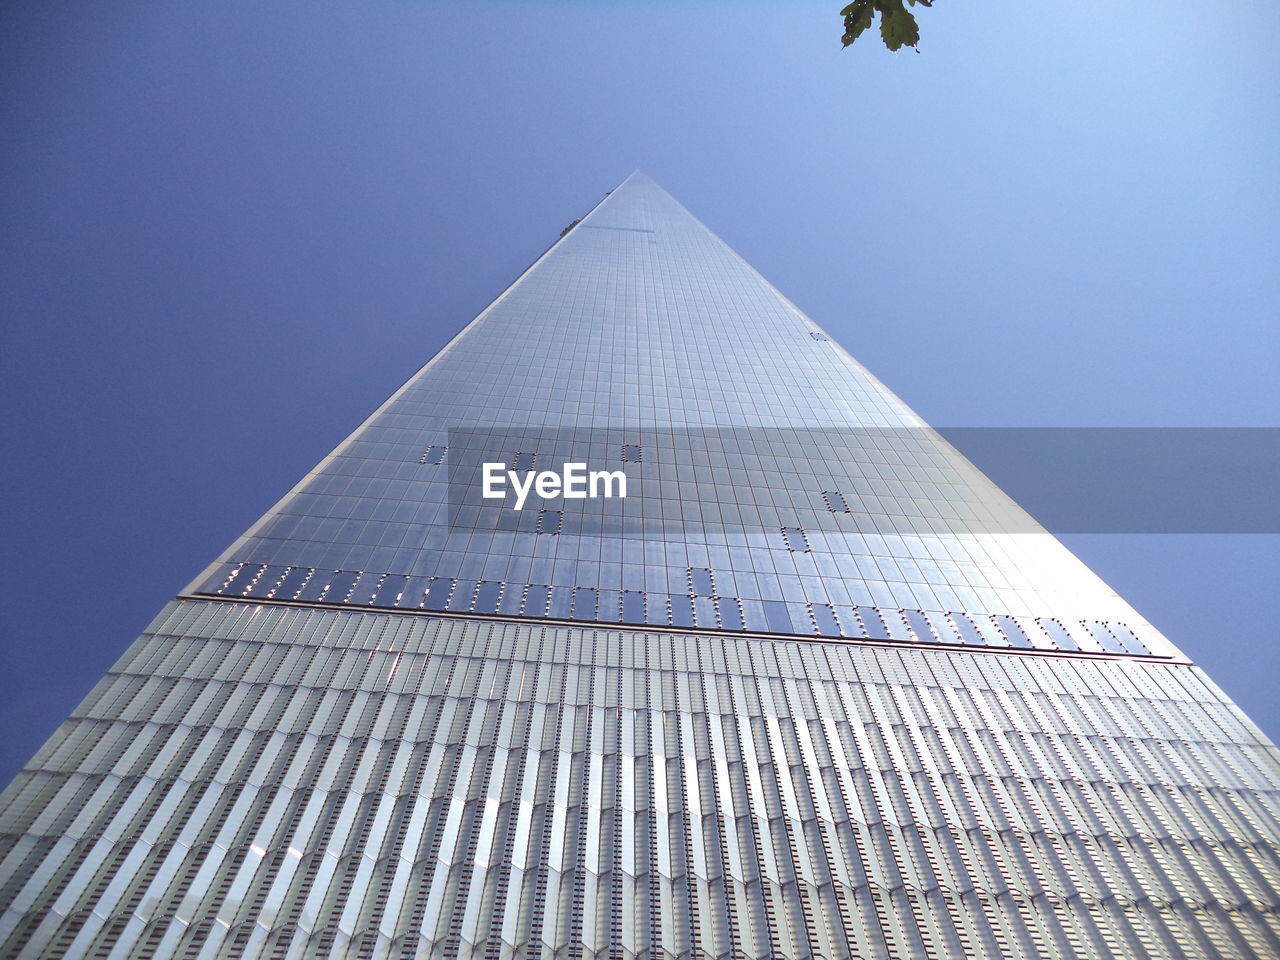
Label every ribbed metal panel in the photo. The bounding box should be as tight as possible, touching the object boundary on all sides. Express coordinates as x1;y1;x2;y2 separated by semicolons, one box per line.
3;599;1277;959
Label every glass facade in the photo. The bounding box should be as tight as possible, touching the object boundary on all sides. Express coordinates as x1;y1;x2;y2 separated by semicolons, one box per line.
1;173;1278;958
189;174;1176;658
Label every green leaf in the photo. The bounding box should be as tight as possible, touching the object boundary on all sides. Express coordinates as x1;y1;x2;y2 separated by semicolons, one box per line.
840;1;875;47
878;1;920;51
841;0;925;52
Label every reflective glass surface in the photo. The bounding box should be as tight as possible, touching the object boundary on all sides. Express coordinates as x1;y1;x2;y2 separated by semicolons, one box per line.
187;174;1177;658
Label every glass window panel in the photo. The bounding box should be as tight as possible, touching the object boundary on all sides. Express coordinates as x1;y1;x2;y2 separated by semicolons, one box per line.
423;577;455;611
399;575;432;609
740;599;768;632
1015;615;1053;649
822;491;849;513
763;601;793;633
622;590;646;624
296;569;330;602
1108;622;1151;655
670;596;695;628
717;598;745;631
351;573;386;605
903;608;938;642
880;609;915;642
447;580;477;611
524;585;550;616
196;562;240;594
1037;617;1079;651
327;570;361;603
782;527;810;552
245;566;288;598
972;615;1010;647
811;603;840;637
1086;620;1126;653
948;612;985;645
689;567;714;595
924;610;961;645
597;589;622;622
370;574;407;607
498;583;526;616
855;606;890;639
273;566;313;600
537;510;563;535
230;564;267;597
572;587;598;621
548;585;572;618
994;614;1033;648
475;580;502;614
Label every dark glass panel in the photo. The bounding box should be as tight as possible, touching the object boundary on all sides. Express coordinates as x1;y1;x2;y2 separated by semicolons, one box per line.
811;603;840;637
571;587;598;620
948;612;985;646
474;580;502;614
422;577;455;611
924;610;961;645
782;527;810;552
855;606;890;639
689;567;714;595
622;590;646;624
903;609;938;642
823;491;849;513
1108;622;1152;655
549;586;572;618
538;510;563;535
1086;620;1126;653
524;585;550;616
245;566;289;598
717;598;745;631
880;609;915;643
368;574;406;607
670;595;695;628
994;615;1033;649
231;564;268;597
272;566;312;601
296;570;331;602
1038;617;1079;651
498;584;526;616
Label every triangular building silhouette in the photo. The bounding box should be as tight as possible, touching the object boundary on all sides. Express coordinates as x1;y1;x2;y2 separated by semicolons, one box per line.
2;173;1278;959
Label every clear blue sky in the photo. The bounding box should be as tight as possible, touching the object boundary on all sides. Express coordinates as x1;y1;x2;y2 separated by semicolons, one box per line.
2;1;1277;783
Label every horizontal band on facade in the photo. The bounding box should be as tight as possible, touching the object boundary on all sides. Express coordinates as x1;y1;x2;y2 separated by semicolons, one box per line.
183;590;1180;664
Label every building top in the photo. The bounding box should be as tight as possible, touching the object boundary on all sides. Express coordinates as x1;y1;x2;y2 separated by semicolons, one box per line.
189;174;1181;660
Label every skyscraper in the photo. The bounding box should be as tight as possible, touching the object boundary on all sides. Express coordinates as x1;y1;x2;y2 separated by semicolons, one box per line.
2;172;1277;959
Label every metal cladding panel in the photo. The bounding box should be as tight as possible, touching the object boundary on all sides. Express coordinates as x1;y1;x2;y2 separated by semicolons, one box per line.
2;601;1278;959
